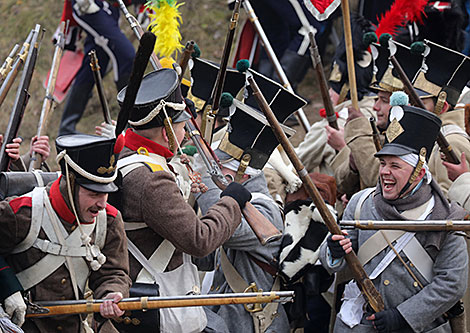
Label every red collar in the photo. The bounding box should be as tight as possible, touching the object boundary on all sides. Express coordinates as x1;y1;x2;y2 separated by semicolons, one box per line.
49;176;76;224
124;129;174;158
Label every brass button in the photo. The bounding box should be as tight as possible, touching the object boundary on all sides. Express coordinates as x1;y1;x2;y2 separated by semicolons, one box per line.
61;278;67;285
383;280;390;286
57;326;63;331
71;225;76;231
210;286;214;291
413;281;419;288
409;263;414;268
215;286;220;291
60;296;66;301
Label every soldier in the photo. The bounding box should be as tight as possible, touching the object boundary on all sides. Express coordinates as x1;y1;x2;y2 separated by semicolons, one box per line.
321;100;468;332
193;93;291;333
0;134;131;332
114;68;250;331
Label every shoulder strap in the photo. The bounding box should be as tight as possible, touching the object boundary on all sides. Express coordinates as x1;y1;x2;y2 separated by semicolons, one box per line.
441;124;470;140
354;187;375;220
11;187;44;254
94;210;107;249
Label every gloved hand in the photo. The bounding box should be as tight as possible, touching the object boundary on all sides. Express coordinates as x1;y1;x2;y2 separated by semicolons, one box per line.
220;182;252;209
4;291;26;327
95;120;116;138
327;231;352;259
75;0;100;14
368;308;408;333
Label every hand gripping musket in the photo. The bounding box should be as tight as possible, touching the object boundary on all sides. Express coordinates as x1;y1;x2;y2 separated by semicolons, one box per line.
308;31;338;130
389;54;460;164
29;22;67;171
116;2;281;245
185;118;282;245
341;220;470;232
89;49;112;125
369;117;382;152
0;43;20;84
242;0;310;131
26;291;294;318
178;40;195;83
0;30;33;108
0;25;44;172
200;0;242;144
248;75;385;312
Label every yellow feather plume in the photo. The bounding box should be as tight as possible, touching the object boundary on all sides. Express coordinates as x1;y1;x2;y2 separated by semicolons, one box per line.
146;0;184;59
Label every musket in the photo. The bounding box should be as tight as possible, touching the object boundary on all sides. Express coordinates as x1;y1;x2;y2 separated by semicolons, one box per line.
388;54;460;164
369;117;382;152
0;25;44;172
242;0;310;132
29;22;66;171
117;2;281;245
0;30;34;108
26;291;294;318
185;118;282;245
178;40;195;83
89;49;112;125
0;43;20;84
248;75;385;312
200;0;242;144
308;31;338;130
341;220;470;232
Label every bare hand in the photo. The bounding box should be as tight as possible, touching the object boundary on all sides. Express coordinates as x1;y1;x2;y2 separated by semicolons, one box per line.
5;137;22;161
30;136;50;163
443;152;468;181
347;107;364;122
326;125;346;151
99;292;124;319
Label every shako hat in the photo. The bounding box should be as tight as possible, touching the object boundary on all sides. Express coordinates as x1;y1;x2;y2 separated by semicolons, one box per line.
56;134;119;193
412;40;470;108
189;57;246;117
375;102;442;161
117;68;190;129
218;70;306;170
369;37;423;94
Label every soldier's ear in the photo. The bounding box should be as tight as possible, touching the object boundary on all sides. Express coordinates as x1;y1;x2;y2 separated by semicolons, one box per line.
162;127;169;144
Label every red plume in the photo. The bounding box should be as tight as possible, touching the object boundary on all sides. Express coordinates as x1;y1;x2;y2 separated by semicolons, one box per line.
375;0;428;38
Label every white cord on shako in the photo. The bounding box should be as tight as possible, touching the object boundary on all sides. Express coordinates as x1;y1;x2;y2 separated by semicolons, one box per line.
56;150;115;271
128;99;186;127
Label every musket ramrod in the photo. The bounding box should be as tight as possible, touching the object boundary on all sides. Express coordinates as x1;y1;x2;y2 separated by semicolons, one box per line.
341;220;470;232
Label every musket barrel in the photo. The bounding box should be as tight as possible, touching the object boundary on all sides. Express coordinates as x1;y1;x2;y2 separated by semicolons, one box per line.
0;43;20;82
341;220;470;231
89;49;112;125
27;292;294;318
178;40;195;82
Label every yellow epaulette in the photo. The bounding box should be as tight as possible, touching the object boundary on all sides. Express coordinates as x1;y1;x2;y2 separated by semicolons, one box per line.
143;162;164;173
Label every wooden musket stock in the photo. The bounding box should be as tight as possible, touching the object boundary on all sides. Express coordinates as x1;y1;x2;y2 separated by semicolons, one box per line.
26;291;294;318
308;31;338;130
0;30;33;108
369;117;382;152
178;40;195;83
29;22;66;171
0;25;44;172
389;55;459;164
248;75;385;312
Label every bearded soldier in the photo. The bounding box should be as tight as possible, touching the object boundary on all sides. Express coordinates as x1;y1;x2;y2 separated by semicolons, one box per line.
0;134;131;332
320;98;468;332
114;68;250;331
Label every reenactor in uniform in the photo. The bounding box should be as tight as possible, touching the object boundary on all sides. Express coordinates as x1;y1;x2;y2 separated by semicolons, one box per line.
0;134;131;332
321;99;468;332
193;93;291;332
114;68;250;331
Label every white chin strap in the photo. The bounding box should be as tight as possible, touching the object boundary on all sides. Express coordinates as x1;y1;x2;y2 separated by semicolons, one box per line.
128;99;186;127
56;150;109;271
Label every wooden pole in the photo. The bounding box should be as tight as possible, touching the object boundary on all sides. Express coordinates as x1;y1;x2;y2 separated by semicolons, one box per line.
248;75;384;313
341;0;359;110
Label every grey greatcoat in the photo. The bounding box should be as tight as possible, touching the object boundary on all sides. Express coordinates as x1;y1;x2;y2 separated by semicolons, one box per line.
320;188;468;333
195;171;289;333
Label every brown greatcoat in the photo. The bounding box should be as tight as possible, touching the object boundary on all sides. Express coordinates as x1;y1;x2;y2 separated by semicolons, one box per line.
0;177;131;333
119;129;242;279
